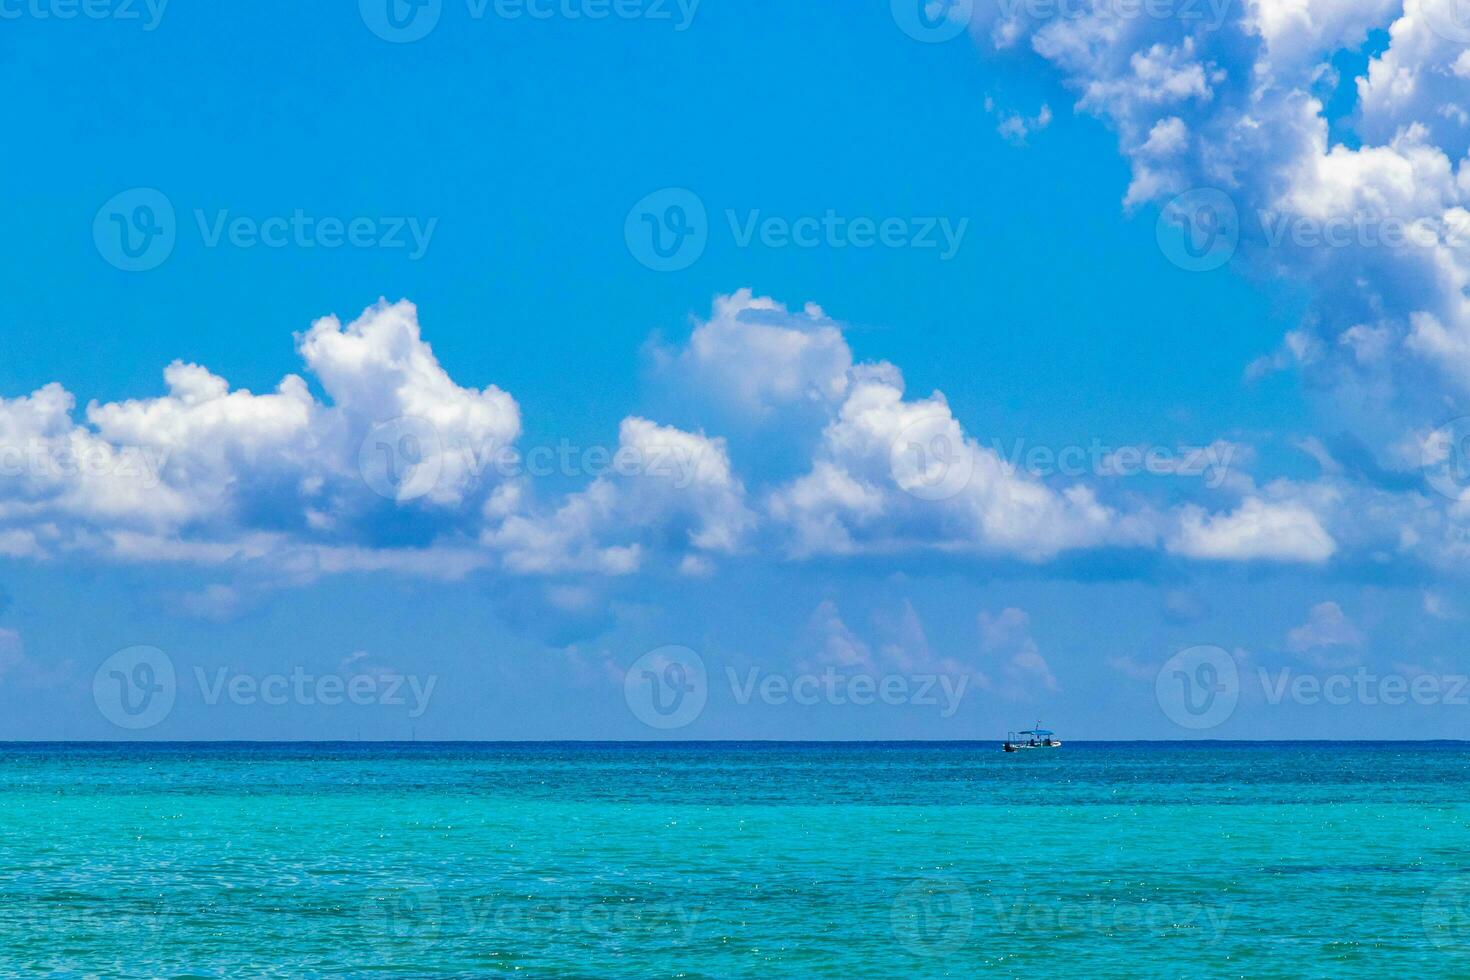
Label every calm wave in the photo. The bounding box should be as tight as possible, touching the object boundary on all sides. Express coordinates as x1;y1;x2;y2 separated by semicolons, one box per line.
1;741;1467;976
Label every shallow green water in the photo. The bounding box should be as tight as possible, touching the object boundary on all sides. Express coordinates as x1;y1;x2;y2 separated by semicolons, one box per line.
2;742;1469;977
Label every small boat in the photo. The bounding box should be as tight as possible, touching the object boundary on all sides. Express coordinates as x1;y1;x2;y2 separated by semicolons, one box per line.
1003;724;1061;752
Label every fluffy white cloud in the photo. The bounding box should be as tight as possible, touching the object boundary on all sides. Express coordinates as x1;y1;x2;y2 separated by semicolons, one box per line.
1168;496;1337;563
1;299;523;547
84;363;318;527
769;365;1151;561
484;416;755;575
977;607;1058;699
1141;116;1189;157
802;599;878;671
0;300;524;587
986;96;1054;145
298;299;521;508
800;598;979;681
0;289;1448;596
644;293;1376;569
958;0;1470;572
1286;600;1366;654
0;382;193;528
1423;590;1459;619
0;628;73;689
1355;0;1470;158
981;0;1470;440
651;289;853;421
1250;0;1402;76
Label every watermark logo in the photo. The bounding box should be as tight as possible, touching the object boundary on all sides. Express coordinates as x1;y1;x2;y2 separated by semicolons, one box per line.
360;881;444;948
93;645;176;730
1424;0;1470;43
94;648;435;728
625;187;707;272
359;416;445;501
1423;416;1470;501
1425;875;1470;953
889;415;974;501
360;0;442;41
890;877;974;957
1155;644;1238;730
1157;187;1238;272
93;188;176;272
624;645;707;729
891;0;973;42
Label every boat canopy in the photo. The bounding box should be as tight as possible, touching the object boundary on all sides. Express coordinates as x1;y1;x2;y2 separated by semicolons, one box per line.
1018;729;1053;736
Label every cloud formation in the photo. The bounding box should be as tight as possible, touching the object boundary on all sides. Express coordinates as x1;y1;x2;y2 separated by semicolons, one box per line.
978;0;1470;445
0;287;1454;601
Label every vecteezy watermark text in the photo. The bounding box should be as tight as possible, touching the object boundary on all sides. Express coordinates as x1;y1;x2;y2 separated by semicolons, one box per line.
621;645;974;730
0;0;168;29
194;210;436;258
93;188;437;272
891;0;1235;44
359;0;699;43
359;417;715;501
726;210;968;259
358;881;703;952
1259;209;1470;251
1257;667;1470;708
624;188;969;272
93;646;437;730
996;0;1235;29
726;667;969;718
1158;185;1470;272
990;438;1234;486
888;423;1238;503
195;666;436;716
1155;644;1470;730
890;876;1232;958
0;439;169;488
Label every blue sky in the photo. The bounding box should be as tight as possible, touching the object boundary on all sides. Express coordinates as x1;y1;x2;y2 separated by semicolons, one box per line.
3;0;1469;739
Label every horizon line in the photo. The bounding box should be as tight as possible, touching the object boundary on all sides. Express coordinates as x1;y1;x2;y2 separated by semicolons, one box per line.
2;738;1468;745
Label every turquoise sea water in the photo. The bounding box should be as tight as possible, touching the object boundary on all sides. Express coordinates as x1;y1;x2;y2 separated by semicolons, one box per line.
3;741;1470;977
